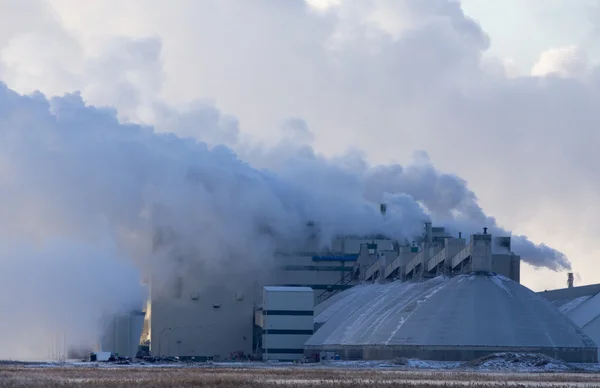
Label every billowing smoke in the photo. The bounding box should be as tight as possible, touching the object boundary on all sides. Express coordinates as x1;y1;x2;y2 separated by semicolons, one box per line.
0;81;570;358
0;238;144;360
357;155;571;270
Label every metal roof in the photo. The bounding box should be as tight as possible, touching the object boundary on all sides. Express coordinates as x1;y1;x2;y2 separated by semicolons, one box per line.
263;286;314;292
307;274;596;349
314;283;393;324
539;284;600;314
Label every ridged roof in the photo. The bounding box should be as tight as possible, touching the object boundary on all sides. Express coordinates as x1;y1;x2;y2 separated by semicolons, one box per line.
307;274;596;349
539;283;600;314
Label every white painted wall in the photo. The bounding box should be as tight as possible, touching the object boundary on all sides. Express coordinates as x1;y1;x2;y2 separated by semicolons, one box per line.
262;287;314;361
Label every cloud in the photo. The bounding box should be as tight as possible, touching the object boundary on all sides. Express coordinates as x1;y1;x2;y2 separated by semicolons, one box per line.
0;0;597;290
531;46;589;78
0;79;573;357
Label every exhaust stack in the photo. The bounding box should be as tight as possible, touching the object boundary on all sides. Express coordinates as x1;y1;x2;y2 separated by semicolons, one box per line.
568;273;574;288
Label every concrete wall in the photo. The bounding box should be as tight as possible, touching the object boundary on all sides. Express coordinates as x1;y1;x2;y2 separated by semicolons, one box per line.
492;254;520;282
150;282;255;360
471;233;493;272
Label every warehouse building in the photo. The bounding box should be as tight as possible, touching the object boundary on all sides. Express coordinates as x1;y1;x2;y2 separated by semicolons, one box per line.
304;229;596;363
305;274;596;362
539;277;600;360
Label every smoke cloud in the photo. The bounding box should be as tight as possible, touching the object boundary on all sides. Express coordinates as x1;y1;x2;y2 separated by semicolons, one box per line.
0;0;588;358
0;238;144;360
0;79;570;359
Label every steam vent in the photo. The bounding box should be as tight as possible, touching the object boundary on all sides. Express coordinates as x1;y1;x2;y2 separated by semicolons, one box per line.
305;274;598;363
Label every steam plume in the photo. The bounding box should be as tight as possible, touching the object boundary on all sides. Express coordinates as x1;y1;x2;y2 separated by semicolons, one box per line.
0;82;570;358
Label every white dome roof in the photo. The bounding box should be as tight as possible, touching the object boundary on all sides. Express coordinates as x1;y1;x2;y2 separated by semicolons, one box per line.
307;274;596;350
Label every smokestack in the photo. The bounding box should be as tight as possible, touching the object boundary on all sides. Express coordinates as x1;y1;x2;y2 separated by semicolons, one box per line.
458;232;462;239
424;221;432;243
483;227;488;235
568;273;574;288
380;203;387;216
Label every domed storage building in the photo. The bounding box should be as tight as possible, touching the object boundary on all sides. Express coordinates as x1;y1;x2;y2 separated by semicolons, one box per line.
305;273;598;363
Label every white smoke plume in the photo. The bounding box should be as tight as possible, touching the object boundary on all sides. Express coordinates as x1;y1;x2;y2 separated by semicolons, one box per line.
1;83;571;266
0;0;583;354
0;238;143;360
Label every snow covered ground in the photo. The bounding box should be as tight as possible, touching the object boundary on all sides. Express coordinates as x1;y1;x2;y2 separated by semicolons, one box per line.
4;359;600;388
5;352;600;374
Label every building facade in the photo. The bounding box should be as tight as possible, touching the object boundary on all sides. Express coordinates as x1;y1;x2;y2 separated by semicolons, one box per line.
539;281;600;360
259;286;314;361
146;224;521;360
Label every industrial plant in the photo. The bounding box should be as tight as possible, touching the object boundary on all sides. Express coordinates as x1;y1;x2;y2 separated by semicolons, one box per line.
98;209;600;364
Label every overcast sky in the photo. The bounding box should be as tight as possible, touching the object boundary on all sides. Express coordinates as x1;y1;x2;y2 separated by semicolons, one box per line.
1;0;598;291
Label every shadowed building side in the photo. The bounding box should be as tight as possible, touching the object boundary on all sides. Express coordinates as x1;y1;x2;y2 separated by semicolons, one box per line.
100;310;146;358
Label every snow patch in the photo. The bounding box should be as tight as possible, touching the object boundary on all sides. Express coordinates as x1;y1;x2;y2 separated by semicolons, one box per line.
555;296;592;314
384;282;447;344
491;275;514;298
464;352;578;372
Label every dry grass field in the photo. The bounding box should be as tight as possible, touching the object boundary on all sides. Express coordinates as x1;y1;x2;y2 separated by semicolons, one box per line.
2;365;600;388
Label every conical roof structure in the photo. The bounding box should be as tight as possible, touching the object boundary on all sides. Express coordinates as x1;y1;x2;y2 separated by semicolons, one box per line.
306;274;597;362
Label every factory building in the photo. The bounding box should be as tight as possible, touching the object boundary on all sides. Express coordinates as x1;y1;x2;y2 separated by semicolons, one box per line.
539;278;600;360
146;235;384;360
362;224;520;284
146;219;526;361
273;236;393;304
304;229;596;363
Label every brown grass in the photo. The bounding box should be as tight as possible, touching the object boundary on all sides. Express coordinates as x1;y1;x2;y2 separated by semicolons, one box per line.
0;365;599;388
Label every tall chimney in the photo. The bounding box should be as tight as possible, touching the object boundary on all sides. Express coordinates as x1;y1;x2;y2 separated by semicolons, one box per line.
424;222;432;243
380;203;387;216
483;227;488;235
568;273;574;288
